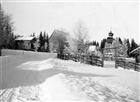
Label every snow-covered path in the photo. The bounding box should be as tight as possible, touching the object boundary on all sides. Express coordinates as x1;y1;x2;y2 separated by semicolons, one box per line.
0;56;140;102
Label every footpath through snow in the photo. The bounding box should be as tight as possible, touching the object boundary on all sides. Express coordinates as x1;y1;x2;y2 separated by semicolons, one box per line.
0;55;140;102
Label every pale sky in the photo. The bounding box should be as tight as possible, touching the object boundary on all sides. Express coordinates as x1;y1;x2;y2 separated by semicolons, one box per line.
1;1;139;43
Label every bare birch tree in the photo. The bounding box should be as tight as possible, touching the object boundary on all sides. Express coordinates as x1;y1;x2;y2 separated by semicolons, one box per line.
73;19;89;54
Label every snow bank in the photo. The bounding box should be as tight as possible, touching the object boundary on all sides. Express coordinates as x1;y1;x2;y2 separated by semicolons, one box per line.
38;73;88;101
18;58;55;71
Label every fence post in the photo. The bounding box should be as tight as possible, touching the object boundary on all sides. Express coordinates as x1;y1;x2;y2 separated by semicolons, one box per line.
115;48;118;68
101;49;104;67
80;55;82;63
124;61;125;69
90;56;92;65
95;57;97;65
134;63;137;71
64;54;65;60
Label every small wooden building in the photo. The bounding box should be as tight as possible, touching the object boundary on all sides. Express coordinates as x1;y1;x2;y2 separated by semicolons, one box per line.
49;30;69;53
15;37;38;50
88;45;101;56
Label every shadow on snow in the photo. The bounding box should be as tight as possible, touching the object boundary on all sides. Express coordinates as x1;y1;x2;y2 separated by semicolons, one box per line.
1;59;115;90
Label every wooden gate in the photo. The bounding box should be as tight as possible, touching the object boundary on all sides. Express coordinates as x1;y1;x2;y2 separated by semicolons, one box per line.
102;47;118;68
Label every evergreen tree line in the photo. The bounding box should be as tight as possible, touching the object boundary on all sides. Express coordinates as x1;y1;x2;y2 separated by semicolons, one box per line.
28;31;50;52
88;40;99;47
38;31;50;52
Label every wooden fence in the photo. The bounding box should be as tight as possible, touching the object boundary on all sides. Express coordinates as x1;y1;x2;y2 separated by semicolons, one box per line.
57;53;140;72
116;58;140;71
57;53;103;67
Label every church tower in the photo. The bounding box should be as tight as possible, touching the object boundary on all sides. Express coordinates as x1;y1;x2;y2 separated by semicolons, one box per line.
106;30;114;44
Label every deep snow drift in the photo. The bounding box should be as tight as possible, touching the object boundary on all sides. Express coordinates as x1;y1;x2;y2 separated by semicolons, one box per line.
0;54;139;102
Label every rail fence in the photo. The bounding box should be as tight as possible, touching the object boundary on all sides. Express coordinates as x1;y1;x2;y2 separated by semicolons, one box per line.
57;53;103;67
57;53;140;71
116;58;140;71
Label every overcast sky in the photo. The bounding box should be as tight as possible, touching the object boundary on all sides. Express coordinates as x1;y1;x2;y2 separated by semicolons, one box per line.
2;1;139;43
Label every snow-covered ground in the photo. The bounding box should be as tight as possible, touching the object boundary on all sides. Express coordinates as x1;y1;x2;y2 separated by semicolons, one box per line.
0;54;140;102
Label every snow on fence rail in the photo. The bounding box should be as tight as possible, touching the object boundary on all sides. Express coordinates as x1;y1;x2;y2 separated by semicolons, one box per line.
116;58;140;71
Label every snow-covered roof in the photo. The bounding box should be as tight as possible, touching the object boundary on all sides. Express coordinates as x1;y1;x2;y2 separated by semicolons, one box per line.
88;45;96;52
23;37;34;40
15;37;25;40
129;47;140;54
15;37;34;41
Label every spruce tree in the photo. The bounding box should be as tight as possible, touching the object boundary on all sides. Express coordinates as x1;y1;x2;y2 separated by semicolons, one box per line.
46;33;50;52
43;31;46;42
43;31;47;51
33;32;35;37
39;31;43;51
96;42;99;47
126;39;131;57
100;39;106;49
118;37;122;44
